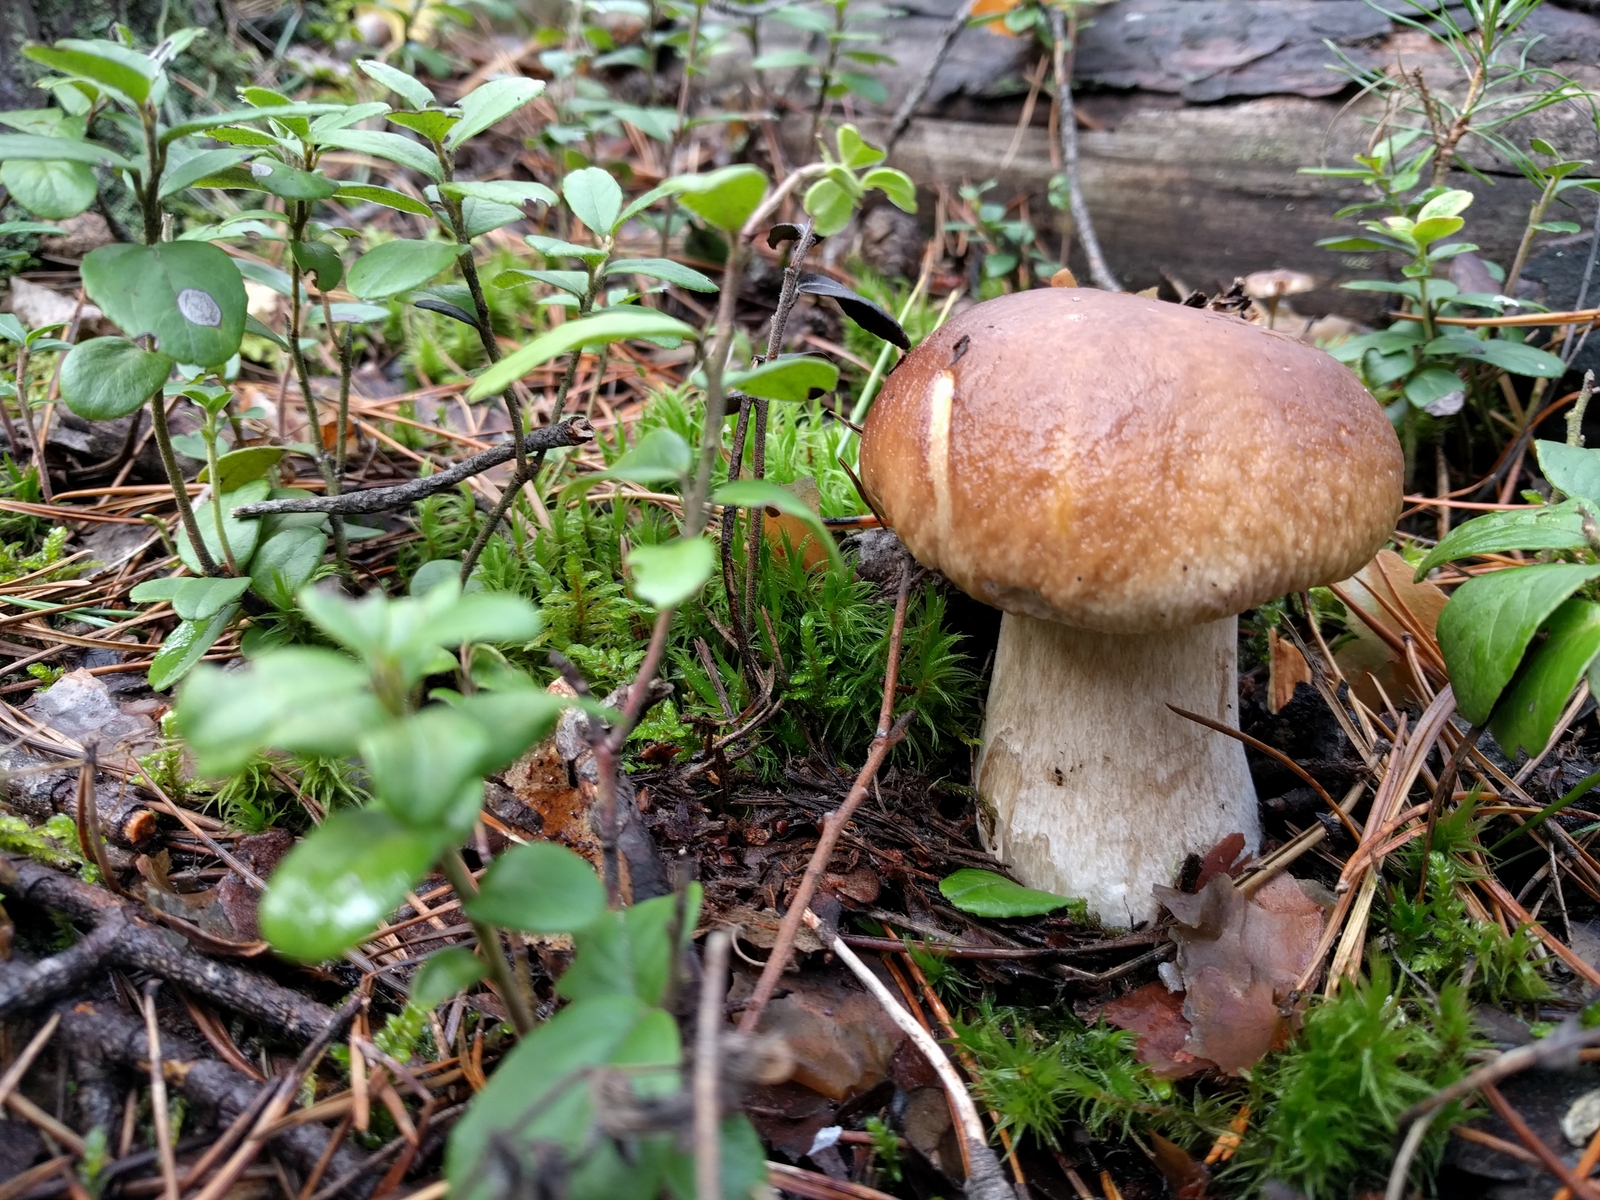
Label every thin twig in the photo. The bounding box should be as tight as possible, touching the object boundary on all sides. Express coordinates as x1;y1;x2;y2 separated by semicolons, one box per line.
803;909;1015;1200
141;983;180;1200
694;930;731;1200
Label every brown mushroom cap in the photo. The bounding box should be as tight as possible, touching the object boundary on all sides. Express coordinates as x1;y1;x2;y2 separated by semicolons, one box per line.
858;288;1403;634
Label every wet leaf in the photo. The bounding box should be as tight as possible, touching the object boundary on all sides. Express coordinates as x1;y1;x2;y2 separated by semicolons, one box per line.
796;273;908;348
466;840;607;932
59;337;172;420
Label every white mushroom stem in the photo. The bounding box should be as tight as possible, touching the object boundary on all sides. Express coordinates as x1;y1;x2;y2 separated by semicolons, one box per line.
974;613;1260;927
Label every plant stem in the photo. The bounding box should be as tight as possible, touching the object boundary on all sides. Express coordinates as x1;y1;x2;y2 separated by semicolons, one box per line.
203;427;239;574
286;215;350;573
1505;175;1560;297
149;397;218;576
440;849;534;1036
138;106;167;246
1048;8;1118;292
808;4;845;151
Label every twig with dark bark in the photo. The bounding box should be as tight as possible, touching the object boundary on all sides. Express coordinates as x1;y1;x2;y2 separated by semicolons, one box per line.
0;858;336;1041
231;420;595;518
884;0;977;153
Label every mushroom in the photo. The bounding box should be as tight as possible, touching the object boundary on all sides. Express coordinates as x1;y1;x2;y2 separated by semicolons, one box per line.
1241;269;1316;330
858;288;1401;925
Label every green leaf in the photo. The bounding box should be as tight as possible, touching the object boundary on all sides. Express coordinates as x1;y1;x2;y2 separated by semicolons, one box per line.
938;868;1082;918
362;707;489;827
1424;334;1566;378
1404;367;1463;409
1410;216;1465;246
712;478;845;576
671;165;768;233
458;195;524;239
1536;440;1600;504
249;158;338;201
450;688;567;771
0;315;24;344
524;233;607;263
148;605;237;692
81;241;247;366
259;809;450;962
24;39;158;107
59;337;172;420
0;133;134;170
446;995;680;1200
1491;600;1600;757
290;241;343;292
134;575;250;620
357;59;436;110
175;647;383;775
592;426;692;486
836;124;884;169
803;177;854;237
559;889;701;1005
628;537;715;609
249;526;327;610
466;841;607;932
468;308;697;400
347;240;460;299
750;49;817;69
387;109;460;142
445;76;546;149
334;183;435;216
1437;562;1600;724
177;479;270;574
411;947;485;1010
439;179;557;208
604;257;717;291
416;590;543;648
861;166;915;213
726;355;839;403
663;1116;768;1200
0;158;96;219
161;102;355;144
158;147;253;198
316;129;444;181
1416;188;1474;220
1413;500;1591;576
564;166;624;236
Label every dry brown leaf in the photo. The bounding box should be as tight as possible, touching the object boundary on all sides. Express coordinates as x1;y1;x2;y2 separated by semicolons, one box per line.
1267;628;1311;713
762;477;829;571
1152;873;1324;1074
1334;549;1447;709
1102;982;1213;1079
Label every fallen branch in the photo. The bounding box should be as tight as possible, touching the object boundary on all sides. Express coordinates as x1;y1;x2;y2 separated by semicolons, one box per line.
0;858;336;1040
231;419;594;518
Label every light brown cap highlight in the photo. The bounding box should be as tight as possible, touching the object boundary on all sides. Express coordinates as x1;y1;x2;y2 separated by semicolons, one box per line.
858;288;1403;634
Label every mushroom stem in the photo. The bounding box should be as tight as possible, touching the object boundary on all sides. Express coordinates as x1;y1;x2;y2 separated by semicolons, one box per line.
974;612;1260;926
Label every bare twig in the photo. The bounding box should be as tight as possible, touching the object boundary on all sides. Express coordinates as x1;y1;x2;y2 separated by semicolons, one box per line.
739;561;914;1033
694;930;731;1200
803;909;1015;1200
141;983;180;1200
884;0;976;152
232;420;594;518
1047;8;1118;292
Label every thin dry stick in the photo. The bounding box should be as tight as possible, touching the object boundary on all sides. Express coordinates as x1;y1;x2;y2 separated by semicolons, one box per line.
884;0;977;152
694;930;731;1200
1483;1084;1600;1200
1048;7;1117;291
0;1013;60;1111
738;562;914;1034
802;909;1015;1200
140;983;179;1200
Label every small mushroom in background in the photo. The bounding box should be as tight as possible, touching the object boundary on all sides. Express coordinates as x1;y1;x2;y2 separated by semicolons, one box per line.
1241;269;1316;330
858;288;1402;926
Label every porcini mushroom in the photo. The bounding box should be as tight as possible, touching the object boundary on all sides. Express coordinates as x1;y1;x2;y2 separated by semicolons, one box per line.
858;288;1401;925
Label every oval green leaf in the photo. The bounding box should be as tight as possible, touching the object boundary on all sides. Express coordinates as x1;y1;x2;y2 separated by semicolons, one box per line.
672;164;768;233
148;604;237;692
563;166;624;236
347;239;460;300
59;337;173;421
0;158;96;220
1437;561;1600;724
259;809;449;962
627;536;715;609
468;308;697;400
465;840;607;933
1414;501;1591;577
80;241;247;367
938;867;1083;918
1490;600;1600;757
727;355;839;403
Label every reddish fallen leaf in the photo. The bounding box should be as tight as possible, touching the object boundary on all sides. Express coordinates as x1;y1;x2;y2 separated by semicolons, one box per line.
1153;873;1325;1074
1149;1131;1211;1199
1101;982;1214;1079
1195;832;1248;892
